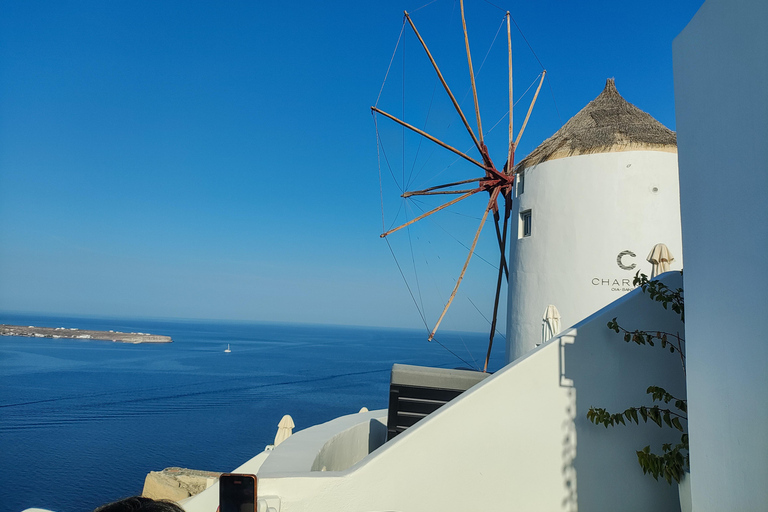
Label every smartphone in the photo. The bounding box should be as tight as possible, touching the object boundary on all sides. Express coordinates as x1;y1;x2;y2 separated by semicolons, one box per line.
219;473;256;512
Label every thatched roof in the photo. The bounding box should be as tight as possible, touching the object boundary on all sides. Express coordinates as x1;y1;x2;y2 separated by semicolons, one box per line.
515;78;677;171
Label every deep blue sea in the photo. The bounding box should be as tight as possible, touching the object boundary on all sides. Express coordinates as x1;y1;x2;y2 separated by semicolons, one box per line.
0;313;504;512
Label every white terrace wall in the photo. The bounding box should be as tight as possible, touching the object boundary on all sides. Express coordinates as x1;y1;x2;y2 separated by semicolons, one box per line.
673;0;768;509
254;273;686;512
506;150;682;362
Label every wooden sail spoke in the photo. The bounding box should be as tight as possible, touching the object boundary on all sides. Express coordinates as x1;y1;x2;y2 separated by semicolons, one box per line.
381;189;482;238
506;12;515;175
371;106;487;170
404;12;484;157
515;70;547;148
428;189;500;341
460;0;483;144
402;177;485;197
404;188;477;197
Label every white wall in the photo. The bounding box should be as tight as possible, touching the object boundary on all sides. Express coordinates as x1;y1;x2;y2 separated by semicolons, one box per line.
253;273;686;511
182;411;388;512
507;150;682;362
673;0;768;510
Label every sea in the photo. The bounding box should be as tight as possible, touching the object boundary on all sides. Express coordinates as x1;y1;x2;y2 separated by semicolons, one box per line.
0;313;505;512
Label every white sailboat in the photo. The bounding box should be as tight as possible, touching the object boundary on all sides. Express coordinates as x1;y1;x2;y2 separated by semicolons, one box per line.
224;344;231;353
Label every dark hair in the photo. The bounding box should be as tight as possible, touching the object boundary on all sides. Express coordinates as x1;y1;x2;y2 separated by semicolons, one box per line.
94;496;184;512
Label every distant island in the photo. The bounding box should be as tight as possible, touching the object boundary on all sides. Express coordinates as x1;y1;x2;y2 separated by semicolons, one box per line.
0;324;172;344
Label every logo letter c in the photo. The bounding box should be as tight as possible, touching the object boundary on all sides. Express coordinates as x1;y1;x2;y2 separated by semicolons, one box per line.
617;250;637;271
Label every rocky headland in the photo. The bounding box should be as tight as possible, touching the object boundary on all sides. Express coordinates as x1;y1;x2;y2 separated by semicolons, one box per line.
0;324;172;343
142;467;221;501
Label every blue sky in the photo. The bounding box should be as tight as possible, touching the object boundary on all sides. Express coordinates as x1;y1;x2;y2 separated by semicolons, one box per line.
0;0;703;332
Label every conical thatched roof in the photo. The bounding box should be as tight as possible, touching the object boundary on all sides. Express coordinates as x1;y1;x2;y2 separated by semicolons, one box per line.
515;78;676;171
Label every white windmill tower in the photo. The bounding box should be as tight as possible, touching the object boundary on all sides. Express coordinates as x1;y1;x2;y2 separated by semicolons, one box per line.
506;79;683;362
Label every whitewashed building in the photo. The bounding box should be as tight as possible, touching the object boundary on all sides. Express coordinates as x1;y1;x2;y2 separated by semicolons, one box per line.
506;79;683;361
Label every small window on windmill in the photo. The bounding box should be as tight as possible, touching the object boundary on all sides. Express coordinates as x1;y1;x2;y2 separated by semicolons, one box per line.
520;210;532;238
516;170;525;196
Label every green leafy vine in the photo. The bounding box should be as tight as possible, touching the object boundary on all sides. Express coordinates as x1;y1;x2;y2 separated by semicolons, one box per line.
587;272;689;484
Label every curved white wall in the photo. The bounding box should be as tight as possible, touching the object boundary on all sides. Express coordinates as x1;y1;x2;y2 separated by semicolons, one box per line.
506;150;682;362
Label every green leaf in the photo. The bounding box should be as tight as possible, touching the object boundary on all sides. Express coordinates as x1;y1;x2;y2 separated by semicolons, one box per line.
649;407;662;427
672;417;684;432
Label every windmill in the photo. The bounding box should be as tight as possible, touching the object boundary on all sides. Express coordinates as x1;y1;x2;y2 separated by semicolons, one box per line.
372;0;546;372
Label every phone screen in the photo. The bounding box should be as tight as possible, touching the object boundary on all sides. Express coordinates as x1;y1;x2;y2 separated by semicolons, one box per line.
219;473;256;512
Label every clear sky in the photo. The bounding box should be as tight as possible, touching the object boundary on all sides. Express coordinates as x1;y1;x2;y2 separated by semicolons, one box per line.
0;0;703;333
